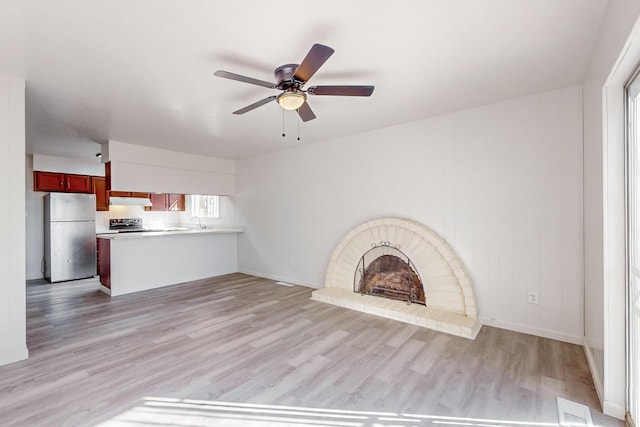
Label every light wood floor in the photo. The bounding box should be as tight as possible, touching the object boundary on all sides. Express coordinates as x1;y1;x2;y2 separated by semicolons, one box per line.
0;273;625;426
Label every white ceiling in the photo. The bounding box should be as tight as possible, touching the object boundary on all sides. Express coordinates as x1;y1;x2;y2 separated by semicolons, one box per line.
0;0;608;160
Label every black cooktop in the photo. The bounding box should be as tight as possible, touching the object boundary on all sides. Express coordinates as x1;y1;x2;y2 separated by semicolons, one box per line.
109;218;144;232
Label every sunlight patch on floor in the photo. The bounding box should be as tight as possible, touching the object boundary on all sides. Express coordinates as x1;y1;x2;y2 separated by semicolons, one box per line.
94;397;607;427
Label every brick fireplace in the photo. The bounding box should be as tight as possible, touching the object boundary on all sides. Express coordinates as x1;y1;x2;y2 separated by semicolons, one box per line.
311;218;481;339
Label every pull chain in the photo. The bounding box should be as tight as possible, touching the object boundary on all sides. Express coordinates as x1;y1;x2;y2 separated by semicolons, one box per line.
281;110;302;141
282;109;285;138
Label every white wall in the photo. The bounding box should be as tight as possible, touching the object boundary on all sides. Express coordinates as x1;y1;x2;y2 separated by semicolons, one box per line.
0;74;27;366
25;155;44;280
106;140;236;195
237;85;584;344
583;0;640;418
33;153;105;176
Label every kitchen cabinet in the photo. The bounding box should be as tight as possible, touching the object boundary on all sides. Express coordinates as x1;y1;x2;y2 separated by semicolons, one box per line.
168;194;185;211
34;171;91;193
35;165;183;212
65;174;91;192
96;237;101;275
148;193;169;211
34;171;64;191
146;193;185;211
98;238;110;289
91;177;108;211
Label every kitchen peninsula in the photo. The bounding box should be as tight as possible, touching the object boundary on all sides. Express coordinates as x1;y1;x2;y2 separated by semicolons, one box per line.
97;228;241;296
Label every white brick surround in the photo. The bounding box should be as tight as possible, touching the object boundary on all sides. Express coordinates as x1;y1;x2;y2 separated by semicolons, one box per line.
311;218;481;339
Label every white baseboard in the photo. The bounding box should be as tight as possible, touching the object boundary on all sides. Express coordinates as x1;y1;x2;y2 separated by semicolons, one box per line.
582;341;625;421
583;337;604;408
99;284;111;296
603;400;626;420
238;269;321;289
0;346;28;367
479;317;584;345
26;272;43;281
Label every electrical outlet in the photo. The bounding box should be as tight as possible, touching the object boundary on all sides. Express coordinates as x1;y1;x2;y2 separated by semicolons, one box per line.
527;292;539;305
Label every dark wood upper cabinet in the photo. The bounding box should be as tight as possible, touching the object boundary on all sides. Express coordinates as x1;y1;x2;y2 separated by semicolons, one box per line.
91;176;108;211
108;191;132;197
145;193;185;211
34;171;90;193
148;193;169;211
105;162;111;191
35;168;184;212
65;174;91;193
168;194;185;211
108;191;149;198
130;192;150;198
34;171;65;192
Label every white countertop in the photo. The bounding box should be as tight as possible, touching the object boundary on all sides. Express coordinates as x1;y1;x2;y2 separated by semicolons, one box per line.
97;227;242;240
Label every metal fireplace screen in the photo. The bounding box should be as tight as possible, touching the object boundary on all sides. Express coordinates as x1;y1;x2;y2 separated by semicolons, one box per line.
354;242;425;305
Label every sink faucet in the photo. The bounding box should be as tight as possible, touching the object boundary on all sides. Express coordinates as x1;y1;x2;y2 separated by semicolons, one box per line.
191;216;205;229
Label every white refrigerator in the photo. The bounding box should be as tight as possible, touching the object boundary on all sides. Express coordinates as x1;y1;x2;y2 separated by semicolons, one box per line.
44;193;96;283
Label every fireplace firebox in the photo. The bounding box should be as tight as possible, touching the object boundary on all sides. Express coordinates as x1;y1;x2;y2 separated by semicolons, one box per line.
355;242;425;305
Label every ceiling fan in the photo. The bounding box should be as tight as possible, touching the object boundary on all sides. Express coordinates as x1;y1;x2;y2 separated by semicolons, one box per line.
214;43;374;122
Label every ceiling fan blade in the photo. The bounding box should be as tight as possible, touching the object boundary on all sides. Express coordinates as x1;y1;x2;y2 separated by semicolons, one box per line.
214;70;276;89
233;96;277;115
297;102;316;122
293;44;335;83
308;85;374;96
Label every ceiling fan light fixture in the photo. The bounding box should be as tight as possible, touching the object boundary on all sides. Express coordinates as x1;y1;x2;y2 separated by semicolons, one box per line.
277;91;306;111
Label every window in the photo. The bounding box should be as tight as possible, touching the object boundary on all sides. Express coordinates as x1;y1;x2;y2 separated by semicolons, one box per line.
190;195;219;218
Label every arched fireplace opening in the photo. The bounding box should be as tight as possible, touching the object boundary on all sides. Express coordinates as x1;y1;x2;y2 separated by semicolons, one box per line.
312;218;481;339
355;242;425;305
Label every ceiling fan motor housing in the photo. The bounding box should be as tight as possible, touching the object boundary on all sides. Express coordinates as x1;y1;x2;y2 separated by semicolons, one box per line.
275;64;303;90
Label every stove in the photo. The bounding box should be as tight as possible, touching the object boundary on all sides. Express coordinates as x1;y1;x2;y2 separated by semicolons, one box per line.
109;218;144;233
